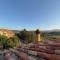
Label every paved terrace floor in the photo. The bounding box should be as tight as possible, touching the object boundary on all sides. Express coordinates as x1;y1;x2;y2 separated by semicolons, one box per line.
0;40;60;60
0;49;46;60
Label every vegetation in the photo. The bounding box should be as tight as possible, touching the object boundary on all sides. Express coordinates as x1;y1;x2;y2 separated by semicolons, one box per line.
41;31;60;41
15;29;35;43
0;35;9;49
0;29;60;49
15;29;60;43
0;35;20;49
8;36;20;48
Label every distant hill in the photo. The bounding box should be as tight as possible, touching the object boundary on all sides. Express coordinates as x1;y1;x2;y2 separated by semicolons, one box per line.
12;30;20;33
42;29;60;36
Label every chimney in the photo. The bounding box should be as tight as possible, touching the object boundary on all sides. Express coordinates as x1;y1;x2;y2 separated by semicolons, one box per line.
35;29;41;43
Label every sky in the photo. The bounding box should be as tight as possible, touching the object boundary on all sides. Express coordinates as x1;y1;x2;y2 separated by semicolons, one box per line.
0;0;60;30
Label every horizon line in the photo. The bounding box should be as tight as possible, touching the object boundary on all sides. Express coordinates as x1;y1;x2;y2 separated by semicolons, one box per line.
0;27;60;31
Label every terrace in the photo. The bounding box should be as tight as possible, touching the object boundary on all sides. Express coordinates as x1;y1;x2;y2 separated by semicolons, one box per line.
0;30;60;60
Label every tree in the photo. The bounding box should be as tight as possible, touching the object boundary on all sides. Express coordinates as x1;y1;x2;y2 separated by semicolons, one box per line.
18;29;27;43
19;29;34;43
15;29;35;43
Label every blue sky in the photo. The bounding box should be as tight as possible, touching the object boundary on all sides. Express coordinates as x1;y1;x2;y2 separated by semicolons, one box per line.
0;0;60;30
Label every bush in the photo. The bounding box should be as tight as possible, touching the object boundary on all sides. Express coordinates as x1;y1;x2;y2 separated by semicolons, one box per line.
0;35;9;49
0;35;20;49
8;36;20;48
